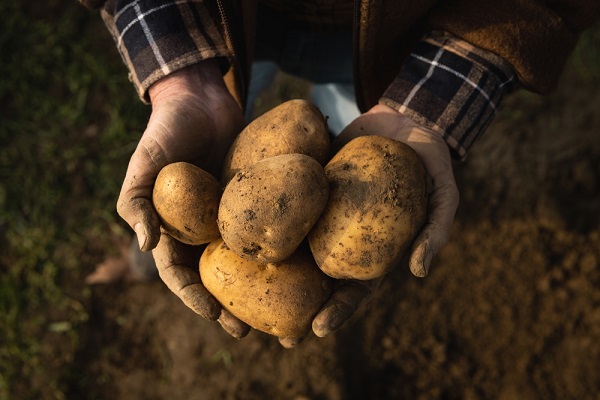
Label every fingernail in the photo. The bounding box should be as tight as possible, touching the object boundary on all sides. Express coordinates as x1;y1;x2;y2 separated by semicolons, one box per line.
312;321;329;338
410;260;427;278
134;223;147;251
412;251;432;277
313;305;350;337
410;242;431;277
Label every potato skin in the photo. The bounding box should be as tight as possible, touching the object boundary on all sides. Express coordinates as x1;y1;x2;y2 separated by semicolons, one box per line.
218;153;329;263
221;99;330;184
200;238;333;339
308;135;428;280
152;162;222;245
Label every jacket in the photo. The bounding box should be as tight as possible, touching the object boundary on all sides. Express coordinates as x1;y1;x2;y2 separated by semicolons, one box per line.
81;0;599;157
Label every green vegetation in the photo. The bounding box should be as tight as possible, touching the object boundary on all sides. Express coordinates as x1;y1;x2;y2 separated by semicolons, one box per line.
0;2;147;399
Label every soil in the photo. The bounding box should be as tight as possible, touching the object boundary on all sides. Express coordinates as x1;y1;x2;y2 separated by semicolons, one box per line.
79;66;600;399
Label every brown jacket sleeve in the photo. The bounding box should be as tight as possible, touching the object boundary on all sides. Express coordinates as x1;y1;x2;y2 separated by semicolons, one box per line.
426;0;600;93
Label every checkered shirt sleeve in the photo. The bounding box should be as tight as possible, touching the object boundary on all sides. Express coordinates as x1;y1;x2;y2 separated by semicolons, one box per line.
380;31;516;159
101;0;230;103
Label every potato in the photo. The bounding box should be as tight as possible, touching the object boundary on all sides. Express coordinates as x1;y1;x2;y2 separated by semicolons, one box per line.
200;238;333;339
218;153;329;263
152;162;222;245
221;99;330;183
308;135;428;280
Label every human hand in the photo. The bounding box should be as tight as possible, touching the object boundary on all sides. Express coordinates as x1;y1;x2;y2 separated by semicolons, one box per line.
116;60;247;323
276;277;382;348
281;103;459;345
332;103;459;278
152;232;251;338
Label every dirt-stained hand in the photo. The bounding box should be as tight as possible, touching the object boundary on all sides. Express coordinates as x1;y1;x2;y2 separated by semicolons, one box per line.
333;103;459;278
116;61;246;323
279;103;459;344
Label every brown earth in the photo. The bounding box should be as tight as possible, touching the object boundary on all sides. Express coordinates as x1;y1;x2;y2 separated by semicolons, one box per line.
80;62;600;399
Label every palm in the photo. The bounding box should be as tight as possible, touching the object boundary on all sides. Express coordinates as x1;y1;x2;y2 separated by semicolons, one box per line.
303;105;459;344
142;94;243;177
335;104;459;276
117;90;245;251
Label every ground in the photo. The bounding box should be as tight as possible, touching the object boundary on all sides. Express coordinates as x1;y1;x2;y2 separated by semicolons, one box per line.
82;63;600;399
2;3;599;399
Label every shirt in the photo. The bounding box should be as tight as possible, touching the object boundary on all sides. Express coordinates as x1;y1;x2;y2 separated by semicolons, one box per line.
96;0;516;159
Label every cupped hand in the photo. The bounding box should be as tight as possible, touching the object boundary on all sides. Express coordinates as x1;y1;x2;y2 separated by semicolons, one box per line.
280;103;459;345
277;277;382;349
117;61;245;251
116;61;247;324
332;103;459;278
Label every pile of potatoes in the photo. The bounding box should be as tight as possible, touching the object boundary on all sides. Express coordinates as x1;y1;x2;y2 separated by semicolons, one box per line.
152;99;428;340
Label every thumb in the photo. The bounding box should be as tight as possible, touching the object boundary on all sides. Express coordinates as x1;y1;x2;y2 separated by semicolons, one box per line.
312;278;381;337
409;178;459;277
116;136;167;251
117;196;162;252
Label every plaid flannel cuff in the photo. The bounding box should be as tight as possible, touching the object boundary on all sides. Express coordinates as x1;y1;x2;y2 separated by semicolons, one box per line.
380;31;516;159
104;0;229;103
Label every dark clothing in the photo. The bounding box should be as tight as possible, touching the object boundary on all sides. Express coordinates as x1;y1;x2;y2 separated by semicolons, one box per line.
83;0;599;157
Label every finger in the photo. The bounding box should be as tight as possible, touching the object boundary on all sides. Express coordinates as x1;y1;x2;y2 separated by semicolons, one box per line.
117;196;162;252
218;309;251;339
278;336;304;349
409;176;459;277
117;136;168;251
153;232;221;320
312;279;381;338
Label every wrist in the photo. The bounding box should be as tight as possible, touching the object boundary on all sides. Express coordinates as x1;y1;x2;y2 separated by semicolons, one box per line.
366;103;440;143
148;60;227;105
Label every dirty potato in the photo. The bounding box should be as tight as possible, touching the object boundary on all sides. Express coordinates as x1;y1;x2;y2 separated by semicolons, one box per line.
308;135;428;280
221;99;330;184
218;153;329;263
152;162;222;245
200;238;333;339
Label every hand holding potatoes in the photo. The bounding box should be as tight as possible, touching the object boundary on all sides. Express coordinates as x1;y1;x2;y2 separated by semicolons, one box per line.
150;99;335;341
309;135;428;280
116;61;245;320
147;98;445;347
334;103;459;277
203;133;429;344
200;100;431;344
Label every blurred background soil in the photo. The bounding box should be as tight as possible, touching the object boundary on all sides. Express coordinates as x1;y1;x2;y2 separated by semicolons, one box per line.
1;2;599;399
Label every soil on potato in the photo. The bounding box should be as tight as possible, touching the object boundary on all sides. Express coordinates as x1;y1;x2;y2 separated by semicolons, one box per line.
80;67;600;399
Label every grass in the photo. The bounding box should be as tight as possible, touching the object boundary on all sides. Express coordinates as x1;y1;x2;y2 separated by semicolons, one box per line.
0;2;147;399
0;2;598;399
